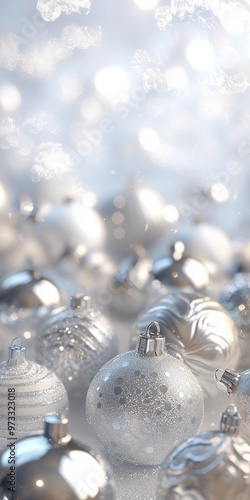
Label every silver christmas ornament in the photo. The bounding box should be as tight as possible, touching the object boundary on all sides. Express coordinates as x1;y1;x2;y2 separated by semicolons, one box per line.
0;416;116;499
152;241;210;291
99;183;169;258
35;199;106;264
158;405;250;500
216;366;250;442
220;272;250;370
36;295;118;391
134;291;240;398
0;269;66;358
109;246;153;317
176;222;234;276
86;321;204;466
0;342;69;451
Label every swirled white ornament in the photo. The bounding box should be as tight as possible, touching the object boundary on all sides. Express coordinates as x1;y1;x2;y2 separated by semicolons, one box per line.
135;291;240;398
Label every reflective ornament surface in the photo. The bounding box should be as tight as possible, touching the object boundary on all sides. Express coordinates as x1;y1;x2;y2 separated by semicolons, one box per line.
216;367;250;441
36;295;118;391
36;199;106;264
220;272;250;370
86;322;204;466
0;416;116;499
177;222;234;275
99;183;169;258
135;291;240;398
0;269;65;358
152;241;210;291
0;343;68;451
109;246;153;317
158;405;250;500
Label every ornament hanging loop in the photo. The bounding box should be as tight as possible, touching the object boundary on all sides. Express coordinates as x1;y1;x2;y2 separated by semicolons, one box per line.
215;368;240;395
137;321;165;357
220;404;240;435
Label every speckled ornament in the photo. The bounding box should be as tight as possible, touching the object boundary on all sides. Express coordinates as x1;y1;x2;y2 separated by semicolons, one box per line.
0;342;68;451
0;416;116;499
134;291;240;398
216;367;250;442
36;295;118;391
158;405;250;500
220;272;250;370
86;322;204;466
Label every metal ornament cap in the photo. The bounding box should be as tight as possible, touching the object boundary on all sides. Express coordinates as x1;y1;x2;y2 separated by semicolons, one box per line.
0;416;116;499
215;368;241;394
137;321;165;356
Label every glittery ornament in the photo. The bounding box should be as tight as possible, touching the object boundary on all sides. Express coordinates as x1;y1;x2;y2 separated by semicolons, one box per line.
134;291;240;398
99;183;169;258
0;342;68;451
152;241;210;291
176;222;234;276
157;405;250;500
220;272;250;370
36;295;118;391
0;416;116;499
86;321;204;466
0;269;65;358
216;366;250;442
109;246;153;317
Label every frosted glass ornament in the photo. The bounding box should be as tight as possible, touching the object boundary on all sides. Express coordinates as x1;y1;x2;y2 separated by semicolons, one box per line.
216;366;250;442
0;416;116;499
158;405;250;500
134;291;240;398
86;322;204;466
36;295;118;391
220;272;250;370
0;342;68;451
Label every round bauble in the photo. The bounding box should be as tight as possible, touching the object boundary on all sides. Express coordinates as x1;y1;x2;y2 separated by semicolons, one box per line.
158;405;250;500
35;199;106;264
0;416;116;499
216;367;250;442
220;272;250;370
134;291;240;398
108;246;153;317
0;269;65;358
36;295;118;391
0;342;68;451
152;241;210;291
86;322;204;466
99;183;169;257
176;222;234;275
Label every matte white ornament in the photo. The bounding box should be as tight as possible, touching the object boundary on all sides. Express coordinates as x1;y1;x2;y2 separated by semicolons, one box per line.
86;322;204;466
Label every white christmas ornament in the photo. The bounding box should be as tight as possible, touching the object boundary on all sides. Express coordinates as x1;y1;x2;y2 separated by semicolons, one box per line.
0;342;69;451
86;322;204;466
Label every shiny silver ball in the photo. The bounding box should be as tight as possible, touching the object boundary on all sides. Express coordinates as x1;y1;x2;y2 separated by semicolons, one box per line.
158;406;250;500
152;255;210;290
135;291;240;398
36;295;118;391
99;183;169;257
220;273;250;370
0;417;116;500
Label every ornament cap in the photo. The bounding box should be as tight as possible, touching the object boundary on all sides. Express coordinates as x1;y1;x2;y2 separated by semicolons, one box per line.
7;339;26;366
215;368;240;394
220;405;240;435
137;321;165;356
70;294;91;310
44;416;71;444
